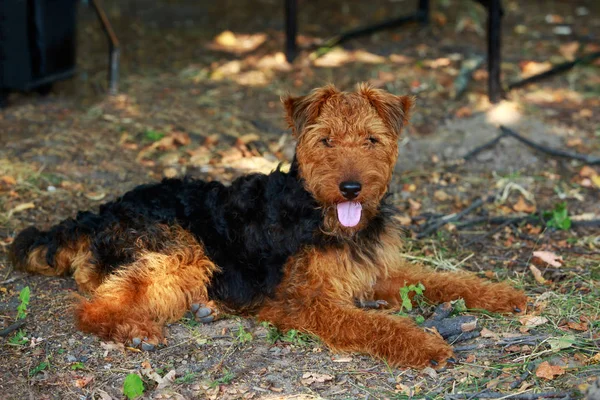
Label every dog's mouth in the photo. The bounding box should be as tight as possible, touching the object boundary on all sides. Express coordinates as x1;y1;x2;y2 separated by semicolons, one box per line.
336;201;362;227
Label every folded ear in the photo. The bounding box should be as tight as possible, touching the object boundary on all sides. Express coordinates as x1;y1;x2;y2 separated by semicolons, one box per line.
357;83;414;136
282;84;339;137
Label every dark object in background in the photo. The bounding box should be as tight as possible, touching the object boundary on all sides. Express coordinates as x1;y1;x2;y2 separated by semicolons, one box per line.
0;0;78;105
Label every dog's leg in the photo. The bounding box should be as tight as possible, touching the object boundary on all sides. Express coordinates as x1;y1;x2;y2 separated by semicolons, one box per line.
258;250;454;368
373;265;527;313
74;228;219;348
260;296;453;368
372;230;527;312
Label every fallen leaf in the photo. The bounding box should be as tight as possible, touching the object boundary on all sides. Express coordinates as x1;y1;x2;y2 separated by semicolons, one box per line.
532;251;563;267
0;175;16;187
529;264;548;285
566;137;583;147
513;196;536;213
589;353;600;364
84;192;106;201
548;335;575;351
408;199;422;211
535;361;565;380
519;315;548;327
434;190;450;201
465;354;476;363
455;106;472;118
567;321;588;331
301;372;333;386
520;61;552;78
480;327;499;339
559;42;580;61
8;202;35;215
393;215;412;226
331;356;352;363
74;376;93;388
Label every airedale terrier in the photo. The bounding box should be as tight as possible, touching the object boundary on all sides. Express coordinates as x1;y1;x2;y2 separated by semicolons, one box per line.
11;83;527;368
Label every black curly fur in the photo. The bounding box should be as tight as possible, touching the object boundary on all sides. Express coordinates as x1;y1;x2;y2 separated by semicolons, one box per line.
11;167;393;310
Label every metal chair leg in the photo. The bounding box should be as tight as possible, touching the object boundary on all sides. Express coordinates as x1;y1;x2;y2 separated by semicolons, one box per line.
487;0;502;103
90;0;120;95
285;0;298;63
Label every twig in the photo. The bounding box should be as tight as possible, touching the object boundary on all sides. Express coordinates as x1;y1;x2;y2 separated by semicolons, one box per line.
500;126;600;165
0;320;26;337
508;51;600;90
463;217;521;247
417;196;494;238
462;132;507;161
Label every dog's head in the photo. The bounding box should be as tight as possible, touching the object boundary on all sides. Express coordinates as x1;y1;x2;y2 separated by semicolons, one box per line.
283;83;413;235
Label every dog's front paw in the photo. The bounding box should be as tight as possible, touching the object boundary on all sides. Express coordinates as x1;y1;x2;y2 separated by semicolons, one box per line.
190;301;220;323
469;284;528;314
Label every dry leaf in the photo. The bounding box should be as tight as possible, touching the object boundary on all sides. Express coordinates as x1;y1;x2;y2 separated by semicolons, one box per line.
8;202;35;215
301;372;333;386
0;175;16;187
74;376;93;388
529;264;548;285
519;315;548;327
393;215;412;226
84;192;106;201
513;196;536;213
567;321;588;331
455;106;472;118
535;361;565;380
532;251;563;267
408;198;422;211
332;356;352;363
480;327;499;339
434;190;450;201
566;138;583;148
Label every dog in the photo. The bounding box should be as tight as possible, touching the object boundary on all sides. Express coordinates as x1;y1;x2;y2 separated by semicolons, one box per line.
10;83;527;368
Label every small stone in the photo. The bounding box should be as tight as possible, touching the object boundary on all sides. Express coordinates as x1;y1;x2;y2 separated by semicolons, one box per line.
66;355;77;362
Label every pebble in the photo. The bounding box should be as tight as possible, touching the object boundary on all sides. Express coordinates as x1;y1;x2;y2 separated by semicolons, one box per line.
66;355;77;362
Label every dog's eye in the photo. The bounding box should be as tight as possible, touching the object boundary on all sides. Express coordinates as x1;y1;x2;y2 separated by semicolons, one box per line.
321;138;333;147
367;136;379;145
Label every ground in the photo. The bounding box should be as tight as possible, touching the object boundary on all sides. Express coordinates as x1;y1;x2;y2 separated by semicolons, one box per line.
1;0;599;399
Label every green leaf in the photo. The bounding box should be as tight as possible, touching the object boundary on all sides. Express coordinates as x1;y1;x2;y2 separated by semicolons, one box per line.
9;329;28;346
29;362;48;376
16;286;30;320
548;335;576;351
546;202;571;230
143;129;164;142
399;283;426;312
415;315;425;325
70;362;85;370
123;374;145;400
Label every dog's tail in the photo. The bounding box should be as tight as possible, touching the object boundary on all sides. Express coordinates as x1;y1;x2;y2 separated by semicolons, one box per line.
10;212;99;277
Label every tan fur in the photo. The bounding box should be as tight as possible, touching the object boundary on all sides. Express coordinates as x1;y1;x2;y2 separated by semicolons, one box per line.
75;227;219;344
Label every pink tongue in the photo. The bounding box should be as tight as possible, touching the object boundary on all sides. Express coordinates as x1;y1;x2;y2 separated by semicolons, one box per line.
336;202;362;227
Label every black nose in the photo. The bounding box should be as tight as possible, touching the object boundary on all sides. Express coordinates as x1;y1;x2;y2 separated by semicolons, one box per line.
339;181;362;200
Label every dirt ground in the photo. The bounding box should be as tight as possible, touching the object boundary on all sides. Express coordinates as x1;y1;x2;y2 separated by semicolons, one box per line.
1;0;599;399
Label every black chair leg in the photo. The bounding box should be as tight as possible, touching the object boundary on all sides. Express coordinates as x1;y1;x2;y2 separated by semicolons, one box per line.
285;0;298;63
487;0;502;103
417;0;429;24
90;0;120;95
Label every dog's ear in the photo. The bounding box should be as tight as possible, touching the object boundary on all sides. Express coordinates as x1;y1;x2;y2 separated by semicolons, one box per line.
357;83;414;136
282;84;339;137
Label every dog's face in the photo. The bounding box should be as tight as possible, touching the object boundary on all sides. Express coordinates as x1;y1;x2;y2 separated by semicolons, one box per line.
283;83;413;235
